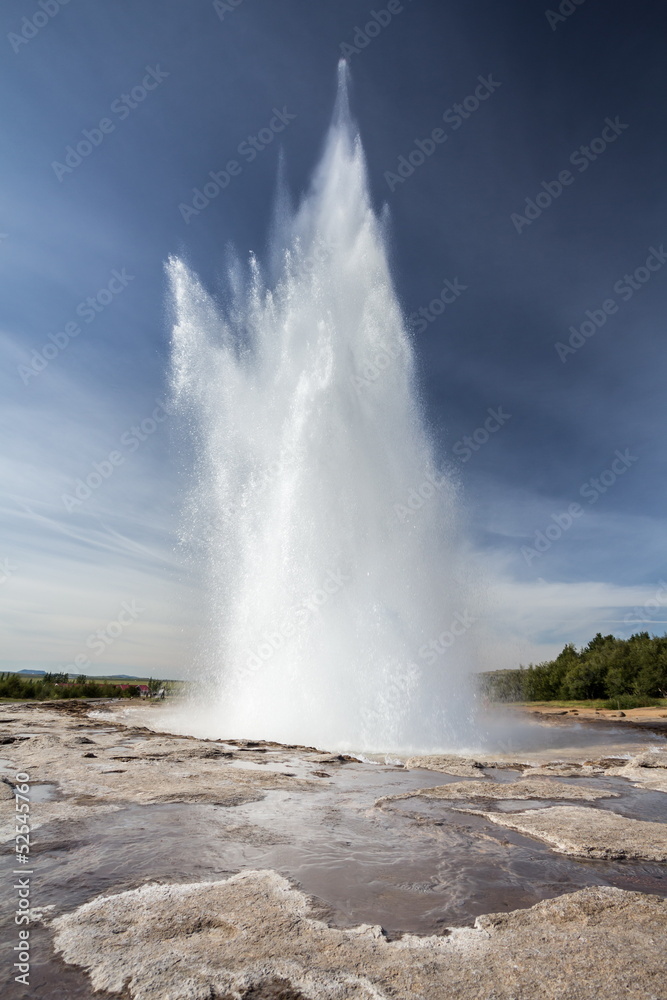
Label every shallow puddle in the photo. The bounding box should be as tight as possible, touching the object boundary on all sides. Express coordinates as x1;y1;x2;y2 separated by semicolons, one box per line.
2;759;664;937
26;783;59;803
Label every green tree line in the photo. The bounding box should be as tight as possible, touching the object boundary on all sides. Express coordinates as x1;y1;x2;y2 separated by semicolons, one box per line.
480;631;667;705
0;673;147;700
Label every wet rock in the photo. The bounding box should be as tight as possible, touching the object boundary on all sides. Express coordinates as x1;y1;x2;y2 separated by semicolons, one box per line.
460;805;667;861
50;870;667;1000
628;749;667;768
607;749;667;793
405;754;488;777
0;706;320;832
582;757;629;768
312;754;356;764
376;778;617;807
527;762;604;778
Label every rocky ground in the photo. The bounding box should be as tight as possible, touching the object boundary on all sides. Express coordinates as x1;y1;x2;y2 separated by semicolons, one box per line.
521;701;667;724
1;700;666;999
518;701;667;728
51;875;666;1000
462;805;667;861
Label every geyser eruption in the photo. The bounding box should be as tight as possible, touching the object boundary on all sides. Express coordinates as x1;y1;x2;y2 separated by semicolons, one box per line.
168;63;479;752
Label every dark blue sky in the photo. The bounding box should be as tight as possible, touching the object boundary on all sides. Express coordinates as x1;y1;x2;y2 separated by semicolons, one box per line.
2;0;666;675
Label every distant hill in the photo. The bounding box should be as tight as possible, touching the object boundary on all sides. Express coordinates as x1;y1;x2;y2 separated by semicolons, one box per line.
6;669;184;683
104;674;142;680
11;669;142;680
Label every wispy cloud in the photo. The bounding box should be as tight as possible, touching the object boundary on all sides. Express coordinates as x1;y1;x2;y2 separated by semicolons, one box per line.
0;330;200;676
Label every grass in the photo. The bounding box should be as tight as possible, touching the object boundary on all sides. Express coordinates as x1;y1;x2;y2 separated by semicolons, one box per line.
600;695;667;711
501;698;667;711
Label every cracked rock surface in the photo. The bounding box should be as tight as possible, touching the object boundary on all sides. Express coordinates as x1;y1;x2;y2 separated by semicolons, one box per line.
405;754;491;776
2;702;667;999
461;804;667;861
376;777;618;806
50;870;667;1000
0;704;319;842
606;748;667;793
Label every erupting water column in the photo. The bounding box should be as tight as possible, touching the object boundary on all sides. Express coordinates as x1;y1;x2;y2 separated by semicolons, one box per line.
167;62;479;752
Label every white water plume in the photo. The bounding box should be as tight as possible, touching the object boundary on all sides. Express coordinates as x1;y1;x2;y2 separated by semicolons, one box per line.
167;62;480;752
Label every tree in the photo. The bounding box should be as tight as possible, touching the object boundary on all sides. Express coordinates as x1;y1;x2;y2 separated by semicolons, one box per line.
477;630;667;702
